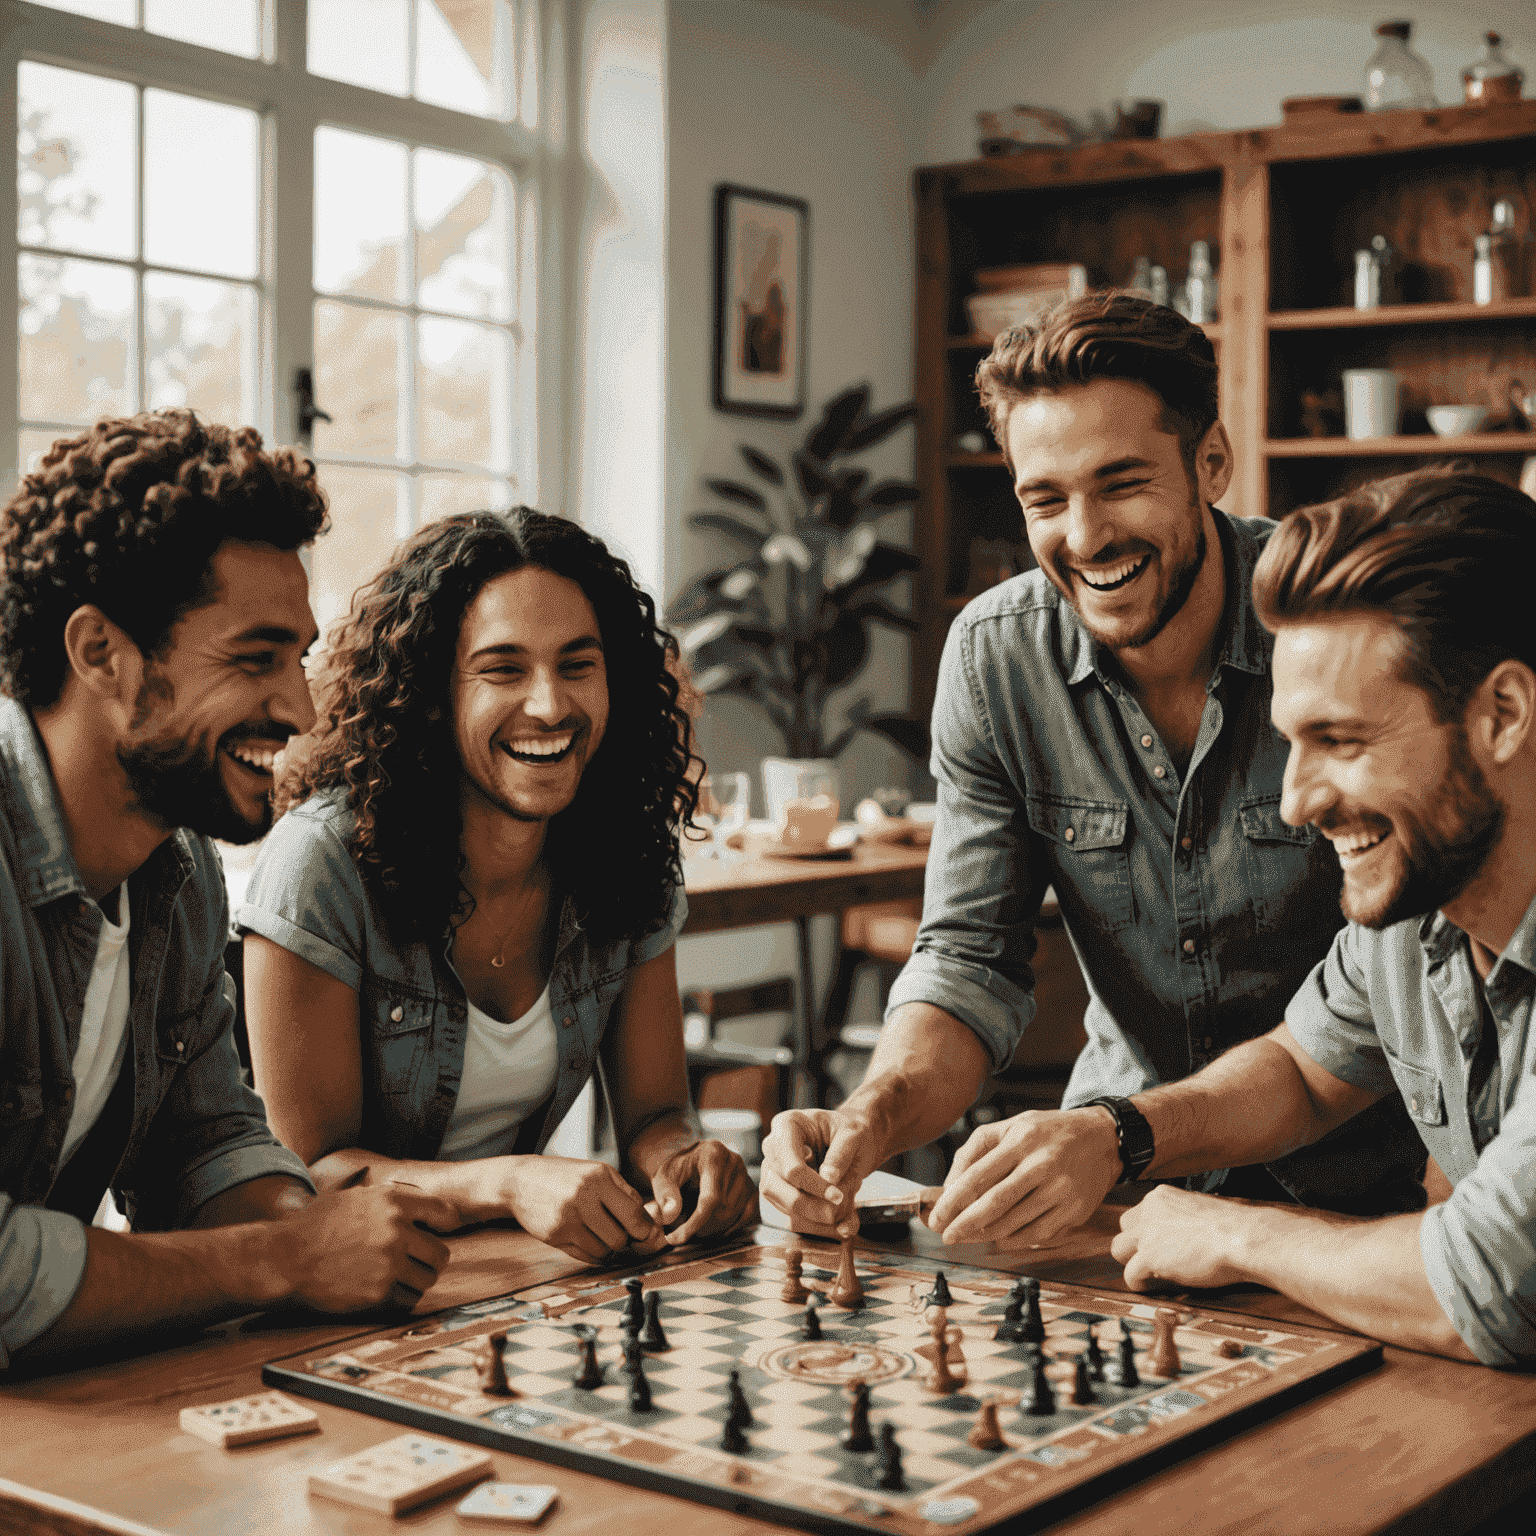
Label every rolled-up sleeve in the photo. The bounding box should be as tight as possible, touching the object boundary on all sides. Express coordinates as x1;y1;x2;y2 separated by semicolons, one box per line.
885;615;1048;1070
0;1195;88;1367
1282;924;1399;1096
632;881;688;967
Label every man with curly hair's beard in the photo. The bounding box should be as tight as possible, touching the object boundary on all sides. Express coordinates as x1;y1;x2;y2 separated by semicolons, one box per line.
0;410;460;1368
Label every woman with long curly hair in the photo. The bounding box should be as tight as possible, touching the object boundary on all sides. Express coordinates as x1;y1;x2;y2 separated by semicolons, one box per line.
238;509;756;1263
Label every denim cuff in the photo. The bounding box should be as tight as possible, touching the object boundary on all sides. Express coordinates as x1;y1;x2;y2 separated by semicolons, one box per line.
885;947;1035;1072
0;1200;89;1368
237;904;361;992
173;1141;315;1227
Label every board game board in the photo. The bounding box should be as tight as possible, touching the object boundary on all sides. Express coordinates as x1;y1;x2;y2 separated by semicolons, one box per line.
264;1241;1381;1534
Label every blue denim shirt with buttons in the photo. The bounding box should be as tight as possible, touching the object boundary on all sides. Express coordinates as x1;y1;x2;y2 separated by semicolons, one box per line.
1288;894;1536;1365
237;790;686;1160
0;698;313;1367
888;510;1425;1213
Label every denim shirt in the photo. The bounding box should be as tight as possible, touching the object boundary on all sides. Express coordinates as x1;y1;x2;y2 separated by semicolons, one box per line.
0;699;312;1367
237;791;687;1160
1289;894;1536;1365
889;510;1424;1213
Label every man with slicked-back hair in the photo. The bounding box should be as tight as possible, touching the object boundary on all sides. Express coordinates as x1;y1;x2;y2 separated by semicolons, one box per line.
762;294;1427;1245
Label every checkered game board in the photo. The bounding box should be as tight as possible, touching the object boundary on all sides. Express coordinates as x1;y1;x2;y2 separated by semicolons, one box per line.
265;1242;1381;1535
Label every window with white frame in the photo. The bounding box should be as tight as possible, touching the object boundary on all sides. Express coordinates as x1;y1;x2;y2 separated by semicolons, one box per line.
4;0;546;631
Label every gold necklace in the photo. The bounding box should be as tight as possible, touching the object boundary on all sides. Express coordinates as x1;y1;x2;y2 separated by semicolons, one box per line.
481;876;546;970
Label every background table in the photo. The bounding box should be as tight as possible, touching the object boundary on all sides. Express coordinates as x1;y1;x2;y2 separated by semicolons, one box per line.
4;1209;1534;1536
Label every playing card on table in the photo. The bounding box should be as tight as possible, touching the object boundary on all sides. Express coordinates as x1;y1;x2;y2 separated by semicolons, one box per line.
308;1432;493;1515
456;1482;560;1525
178;1391;319;1448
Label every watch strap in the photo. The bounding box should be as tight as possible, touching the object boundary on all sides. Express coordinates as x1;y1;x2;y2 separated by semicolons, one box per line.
1083;1095;1155;1181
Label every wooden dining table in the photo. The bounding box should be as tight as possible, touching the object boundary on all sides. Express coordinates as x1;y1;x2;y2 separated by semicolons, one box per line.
4;1204;1534;1536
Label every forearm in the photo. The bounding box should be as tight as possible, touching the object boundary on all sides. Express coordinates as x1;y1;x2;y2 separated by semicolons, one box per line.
838;1002;991;1161
188;1173;312;1228
309;1147;491;1222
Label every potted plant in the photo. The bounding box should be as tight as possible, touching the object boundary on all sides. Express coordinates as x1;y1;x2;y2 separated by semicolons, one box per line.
667;383;928;823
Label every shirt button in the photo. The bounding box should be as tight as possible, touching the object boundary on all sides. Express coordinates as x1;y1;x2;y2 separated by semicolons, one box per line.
1410;1095;1419;1114
1181;836;1193;850
1153;766;1167;779
1064;827;1075;843
63;1087;74;1103
566;1056;581;1072
1141;734;1153;749
562;1015;575;1029
1203;1037;1212;1050
390;1006;404;1022
1183;939;1196;955
175;1040;185;1054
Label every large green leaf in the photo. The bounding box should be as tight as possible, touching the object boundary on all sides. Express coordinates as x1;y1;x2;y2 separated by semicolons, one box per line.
826;542;920;600
805;384;870;461
824;468;870;529
665;560;768;623
688;511;767;546
792;449;837;508
705;477;767;512
845;598;919;632
864;480;921;507
843;402;918;452
820;610;871;688
739;444;784;485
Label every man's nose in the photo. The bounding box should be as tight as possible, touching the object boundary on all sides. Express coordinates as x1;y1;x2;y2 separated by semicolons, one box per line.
274;657;318;737
1280;742;1329;828
1063;498;1113;562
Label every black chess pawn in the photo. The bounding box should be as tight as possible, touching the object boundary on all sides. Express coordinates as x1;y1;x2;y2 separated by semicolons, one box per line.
720;1415;748;1454
874;1422;904;1491
924;1272;952;1309
1020;1277;1045;1345
621;1276;645;1335
1071;1352;1096;1406
573;1335;605;1391
1113;1322;1140;1389
626;1343;652;1412
1085;1325;1106;1381
726;1369;755;1427
995;1279;1027;1342
641;1291;670;1351
842;1380;873;1453
1021;1346;1055;1416
802;1299;822;1340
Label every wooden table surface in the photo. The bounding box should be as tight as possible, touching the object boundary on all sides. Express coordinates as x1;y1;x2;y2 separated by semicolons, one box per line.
4;1210;1534;1536
681;841;927;936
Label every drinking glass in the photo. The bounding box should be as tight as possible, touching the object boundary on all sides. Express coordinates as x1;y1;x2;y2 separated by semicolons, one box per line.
698;772;751;858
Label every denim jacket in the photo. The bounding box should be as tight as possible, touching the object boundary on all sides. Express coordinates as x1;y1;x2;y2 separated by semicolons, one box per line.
0;699;312;1366
237;790;687;1160
889;511;1425;1213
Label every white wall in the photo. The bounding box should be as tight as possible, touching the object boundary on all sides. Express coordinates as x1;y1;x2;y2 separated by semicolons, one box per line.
920;0;1535;161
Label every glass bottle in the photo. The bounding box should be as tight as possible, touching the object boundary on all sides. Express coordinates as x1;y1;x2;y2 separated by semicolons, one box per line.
1462;32;1523;106
1184;241;1218;324
1363;21;1437;111
1127;255;1153;299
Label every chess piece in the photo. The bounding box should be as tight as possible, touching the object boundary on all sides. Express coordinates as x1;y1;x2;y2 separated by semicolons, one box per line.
1148;1309;1181;1378
780;1249;809;1304
925;1321;964;1394
1217;1338;1244;1359
1085;1325;1106;1381
803;1299;822;1340
573;1335;604;1391
1020;1277;1045;1345
1071;1353;1096;1405
995;1280;1026;1342
924;1272;952;1309
1021;1347;1055;1416
842;1380;873;1453
641;1292;670;1351
726;1369;755;1428
967;1398;1007;1452
626;1343;652;1412
1112;1322;1140;1388
827;1235;865;1309
621;1276;645;1335
720;1416;748;1453
874;1423;905;1491
474;1332;513;1396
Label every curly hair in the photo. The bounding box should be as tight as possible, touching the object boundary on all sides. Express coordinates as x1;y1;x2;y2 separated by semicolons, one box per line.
1;409;328;708
280;508;701;947
976;293;1219;476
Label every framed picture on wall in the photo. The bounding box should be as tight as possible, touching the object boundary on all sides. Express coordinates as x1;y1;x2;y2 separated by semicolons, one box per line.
713;184;808;418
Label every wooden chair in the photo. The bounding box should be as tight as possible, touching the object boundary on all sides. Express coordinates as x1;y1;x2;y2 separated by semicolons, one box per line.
681;978;796;1131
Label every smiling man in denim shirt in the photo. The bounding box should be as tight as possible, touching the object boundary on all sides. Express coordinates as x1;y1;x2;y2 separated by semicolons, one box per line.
763;295;1424;1242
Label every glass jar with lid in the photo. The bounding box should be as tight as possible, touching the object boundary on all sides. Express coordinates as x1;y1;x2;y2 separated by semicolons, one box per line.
1363;21;1436;111
1462;33;1524;105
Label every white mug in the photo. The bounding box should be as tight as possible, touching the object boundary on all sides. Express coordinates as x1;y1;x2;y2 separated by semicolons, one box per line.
1342;369;1400;440
1520;456;1536;502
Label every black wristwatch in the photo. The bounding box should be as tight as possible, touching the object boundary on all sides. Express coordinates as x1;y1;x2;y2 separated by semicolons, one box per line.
1083;1095;1156;1181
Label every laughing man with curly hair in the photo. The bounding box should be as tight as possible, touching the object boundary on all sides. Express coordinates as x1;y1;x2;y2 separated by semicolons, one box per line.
238;510;758;1264
0;410;462;1368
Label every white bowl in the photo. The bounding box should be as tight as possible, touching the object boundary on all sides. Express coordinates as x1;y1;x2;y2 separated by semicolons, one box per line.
1426;405;1489;437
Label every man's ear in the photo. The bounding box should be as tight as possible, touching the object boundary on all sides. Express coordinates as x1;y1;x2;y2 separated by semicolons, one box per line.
1196;420;1234;505
61;605;143;704
1475;659;1536;768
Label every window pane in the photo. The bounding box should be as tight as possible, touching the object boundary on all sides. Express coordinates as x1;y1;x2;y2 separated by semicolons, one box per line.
18;428;69;477
419;473;514;523
18;64;135;259
311;466;408;631
145;272;257;426
415;149;512;321
144;91;259;279
314;300;407;461
32;0;134;21
315;129;408;302
19;253;135;422
416;0;511;119
145;0;260;58
309;0;409;97
417;317;510;468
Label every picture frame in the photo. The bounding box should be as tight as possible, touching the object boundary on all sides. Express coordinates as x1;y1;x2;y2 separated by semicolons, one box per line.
713;184;808;418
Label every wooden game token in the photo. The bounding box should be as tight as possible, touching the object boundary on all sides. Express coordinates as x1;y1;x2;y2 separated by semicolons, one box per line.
1217;1338;1245;1358
308;1433;492;1516
179;1391;319;1449
1148;1308;1182;1377
842;1379;873;1452
966;1398;1007;1451
641;1291;670;1351
455;1482;559;1526
826;1235;865;1308
780;1248;809;1304
474;1331;515;1396
874;1422;904;1490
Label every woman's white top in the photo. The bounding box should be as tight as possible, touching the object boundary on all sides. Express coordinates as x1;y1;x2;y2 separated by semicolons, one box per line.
436;980;560;1162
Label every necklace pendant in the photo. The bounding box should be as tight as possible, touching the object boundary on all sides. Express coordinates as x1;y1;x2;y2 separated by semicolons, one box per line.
490;954;505;969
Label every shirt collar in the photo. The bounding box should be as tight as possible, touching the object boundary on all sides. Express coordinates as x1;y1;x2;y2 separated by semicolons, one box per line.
0;696;88;907
1060;508;1271;689
1420;887;1536;990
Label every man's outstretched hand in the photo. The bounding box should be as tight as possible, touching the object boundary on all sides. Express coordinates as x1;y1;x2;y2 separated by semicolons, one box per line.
760;1108;885;1239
